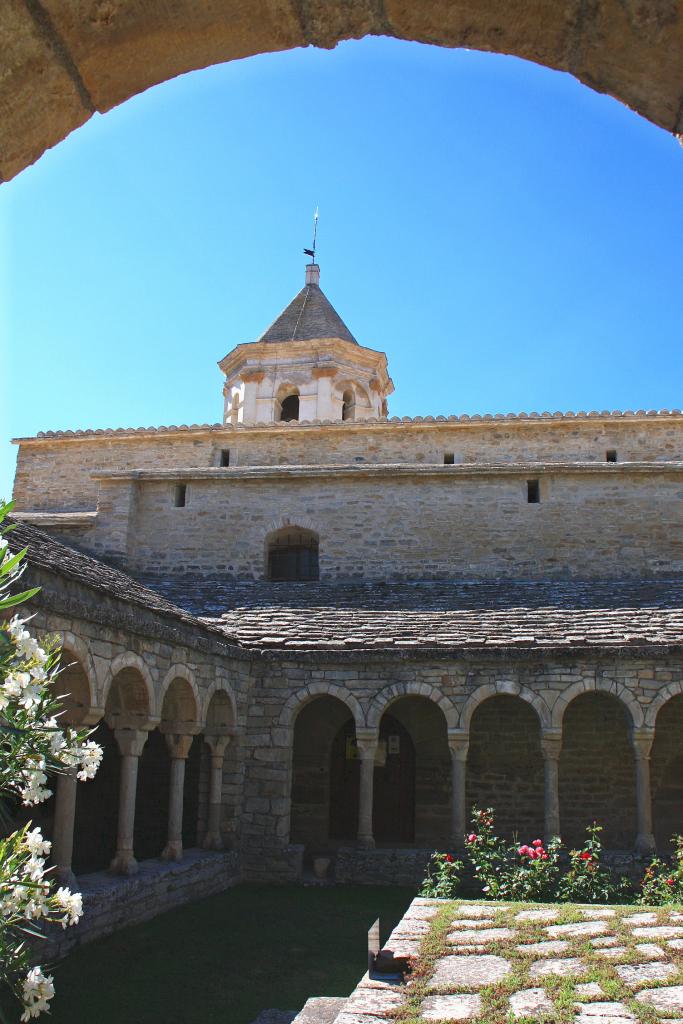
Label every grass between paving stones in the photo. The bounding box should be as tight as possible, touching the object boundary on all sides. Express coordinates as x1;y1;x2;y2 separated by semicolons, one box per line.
43;883;413;1024
396;900;683;1024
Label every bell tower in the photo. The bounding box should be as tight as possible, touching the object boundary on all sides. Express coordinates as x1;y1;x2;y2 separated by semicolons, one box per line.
218;263;394;425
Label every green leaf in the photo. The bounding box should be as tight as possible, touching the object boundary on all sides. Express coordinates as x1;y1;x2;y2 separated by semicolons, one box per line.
0;587;40;610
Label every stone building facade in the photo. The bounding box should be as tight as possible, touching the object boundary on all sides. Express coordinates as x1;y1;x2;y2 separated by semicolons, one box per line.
8;263;683;921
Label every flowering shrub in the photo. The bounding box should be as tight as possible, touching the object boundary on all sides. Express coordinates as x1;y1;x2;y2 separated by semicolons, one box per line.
558;822;631;904
0;501;103;1019
464;808;561;901
419;851;463;899
639;834;683;905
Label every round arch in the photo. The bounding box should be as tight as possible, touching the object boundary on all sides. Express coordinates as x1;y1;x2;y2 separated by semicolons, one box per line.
279;683;364;732
366;681;458;732
460;681;551;732
4;4;682;182
102;651;156;720
56;630;98;713
159;664;201;725
202;681;237;729
550;678;644;730
645;682;683;730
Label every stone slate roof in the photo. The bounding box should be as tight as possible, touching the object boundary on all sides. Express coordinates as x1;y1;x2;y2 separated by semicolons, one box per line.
139;576;683;653
5;520;231;641
19;408;682;441
257;283;358;344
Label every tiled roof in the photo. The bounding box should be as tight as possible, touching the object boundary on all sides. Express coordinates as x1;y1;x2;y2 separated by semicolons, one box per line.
6;520;232;641
257;283;358;344
138;577;683;653
14;408;682;441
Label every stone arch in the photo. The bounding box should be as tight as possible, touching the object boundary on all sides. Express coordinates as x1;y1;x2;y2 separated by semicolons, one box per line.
102;651;156;722
5;3;682;182
279;683;364;732
366;681;458;732
645;682;683;730
202;681;237;729
459;681;551;732
550;677;644;730
159;664;201;727
55;631;98;720
650;692;683;851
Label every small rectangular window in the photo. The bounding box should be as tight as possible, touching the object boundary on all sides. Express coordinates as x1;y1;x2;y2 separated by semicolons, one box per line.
444;453;455;465
174;483;187;507
606;449;617;463
220;449;230;467
527;479;540;504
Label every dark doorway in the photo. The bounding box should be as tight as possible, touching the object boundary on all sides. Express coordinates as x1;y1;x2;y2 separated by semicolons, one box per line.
373;714;415;843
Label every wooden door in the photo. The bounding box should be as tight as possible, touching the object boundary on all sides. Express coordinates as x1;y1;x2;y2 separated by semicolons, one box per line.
329;719;360;840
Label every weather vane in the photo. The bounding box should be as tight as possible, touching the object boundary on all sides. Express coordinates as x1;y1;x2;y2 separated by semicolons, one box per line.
303;207;319;264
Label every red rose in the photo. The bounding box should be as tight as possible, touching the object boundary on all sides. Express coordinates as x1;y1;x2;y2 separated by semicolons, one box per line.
532;839;543;847
467;833;477;844
445;853;454;863
580;851;592;861
666;878;676;887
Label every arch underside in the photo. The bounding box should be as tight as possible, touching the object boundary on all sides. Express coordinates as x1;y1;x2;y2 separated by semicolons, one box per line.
3;1;683;182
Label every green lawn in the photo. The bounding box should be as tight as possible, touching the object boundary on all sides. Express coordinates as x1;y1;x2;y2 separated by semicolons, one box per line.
47;884;414;1024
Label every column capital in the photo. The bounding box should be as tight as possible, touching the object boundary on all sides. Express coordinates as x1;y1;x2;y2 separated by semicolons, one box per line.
540;730;563;760
114;727;149;758
204;732;233;760
164;732;195;760
631;728;655;759
241;370;265;383
355;730;378;759
447;729;469;760
311;365;337;379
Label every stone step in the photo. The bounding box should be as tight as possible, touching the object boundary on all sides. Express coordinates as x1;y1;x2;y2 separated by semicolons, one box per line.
292;996;348;1024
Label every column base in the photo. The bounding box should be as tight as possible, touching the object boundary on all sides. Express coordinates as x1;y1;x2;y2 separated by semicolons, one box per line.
635;833;657;856
54;866;78;890
161;840;183;861
110;851;139;875
202;833;224;851
356;835;375;849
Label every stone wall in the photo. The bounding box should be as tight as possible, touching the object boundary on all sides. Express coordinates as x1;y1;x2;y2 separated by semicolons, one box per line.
42;466;683;579
13;415;683;510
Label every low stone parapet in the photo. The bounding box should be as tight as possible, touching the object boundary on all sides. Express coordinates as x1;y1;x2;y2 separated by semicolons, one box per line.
334;846;432;885
42;848;239;960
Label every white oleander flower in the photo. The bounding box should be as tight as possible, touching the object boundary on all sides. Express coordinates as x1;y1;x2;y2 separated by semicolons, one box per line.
55;887;83;927
3;671;30;698
19;766;51;806
75;740;103;781
24;828;51;859
21;967;55;1021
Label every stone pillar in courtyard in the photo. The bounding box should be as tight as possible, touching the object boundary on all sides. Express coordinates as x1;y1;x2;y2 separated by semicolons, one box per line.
631;728;657;855
447;730;469;849
356;731;377;848
110;727;150;875
540;730;562;844
52;708;103;887
161;731;196;861
202;732;233;851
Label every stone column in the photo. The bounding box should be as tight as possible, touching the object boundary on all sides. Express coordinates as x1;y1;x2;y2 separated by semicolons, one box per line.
161;733;195;861
52;769;78;888
312;366;337;420
202;734;232;851
632;728;656;856
356;732;378;849
241;371;264;424
540;731;563;843
447;730;469;849
52;708;103;887
110;728;148;875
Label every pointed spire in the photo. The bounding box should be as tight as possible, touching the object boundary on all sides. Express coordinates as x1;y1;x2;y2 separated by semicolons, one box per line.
256;263;358;345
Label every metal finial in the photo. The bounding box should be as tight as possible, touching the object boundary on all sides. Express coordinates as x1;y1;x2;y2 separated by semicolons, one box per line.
303;206;319;263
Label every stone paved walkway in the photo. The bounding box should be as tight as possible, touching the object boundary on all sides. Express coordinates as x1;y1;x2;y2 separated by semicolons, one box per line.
339;898;683;1023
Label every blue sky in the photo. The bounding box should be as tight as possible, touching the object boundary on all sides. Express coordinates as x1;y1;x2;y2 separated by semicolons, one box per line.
2;37;682;498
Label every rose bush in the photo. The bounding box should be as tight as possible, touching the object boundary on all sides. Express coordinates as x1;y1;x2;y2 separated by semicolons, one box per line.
639;834;683;905
0;501;103;1019
419;851;463;899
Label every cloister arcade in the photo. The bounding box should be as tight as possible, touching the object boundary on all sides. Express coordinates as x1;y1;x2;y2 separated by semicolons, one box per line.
287;681;683;859
39;642;237;887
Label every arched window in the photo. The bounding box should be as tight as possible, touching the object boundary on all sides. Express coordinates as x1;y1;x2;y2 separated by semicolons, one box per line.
280;394;300;422
267;528;319;581
341;388;355;421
